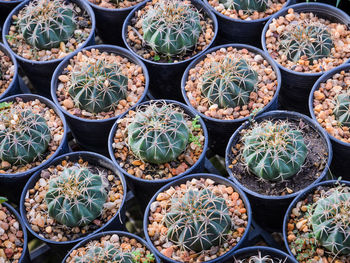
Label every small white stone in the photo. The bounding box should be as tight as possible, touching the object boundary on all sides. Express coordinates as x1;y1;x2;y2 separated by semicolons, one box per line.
39;178;47;187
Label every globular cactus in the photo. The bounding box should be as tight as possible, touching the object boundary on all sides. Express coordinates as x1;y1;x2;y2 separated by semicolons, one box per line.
235;251;286;263
242;120;308;181
142;0;202;57
201;57;258;108
127;102;190;164
279;22;333;64
17;0;76;50
334;92;350;127
164;188;232;252
0;103;51;165
45;166;107;227
219;0;269;12
310;187;350;255
69;59;128;114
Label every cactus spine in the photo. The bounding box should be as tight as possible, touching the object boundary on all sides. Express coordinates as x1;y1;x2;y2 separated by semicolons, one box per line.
219;0;269;12
334;92;350;127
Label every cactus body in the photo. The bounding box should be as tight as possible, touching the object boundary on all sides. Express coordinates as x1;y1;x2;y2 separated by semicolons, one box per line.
219;0;268;12
334;93;350;127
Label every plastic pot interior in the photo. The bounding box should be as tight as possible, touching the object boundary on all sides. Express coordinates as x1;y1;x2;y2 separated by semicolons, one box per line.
143;173;252;263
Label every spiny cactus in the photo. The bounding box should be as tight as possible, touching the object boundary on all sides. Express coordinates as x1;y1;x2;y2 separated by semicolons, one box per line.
279;22;333;64
234;251;287;263
242;120;308;181
164;188;232;252
219;0;269;12
17;0;76;50
45;166;107;227
69;59;128;114
201;57;258;108
310;187;350;255
334;92;350;127
127;102;190;164
0;103;51;165
142;0;202;57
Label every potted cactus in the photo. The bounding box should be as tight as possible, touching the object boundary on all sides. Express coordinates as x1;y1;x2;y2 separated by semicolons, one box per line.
283;180;350;262
144;173;252;263
231;247;297;263
181;43;281;156
108;100;208;208
19;151;127;255
262;2;350;114
225;110;332;231
1;0;95;98
63;231;160;262
51;44;149;155
122;0;218;101
0;42;19;100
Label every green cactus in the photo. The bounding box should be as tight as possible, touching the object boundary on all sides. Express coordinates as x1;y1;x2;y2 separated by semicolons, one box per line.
17;0;76;50
235;251;287;262
164;188;232;252
142;0;202;57
242;120;308;181
69;59;128;114
219;0;269;12
279;22;333;64
201;57;258;108
334;92;350;127
310;187;350;255
45;166;107;227
0;104;51;165
127;102;190;164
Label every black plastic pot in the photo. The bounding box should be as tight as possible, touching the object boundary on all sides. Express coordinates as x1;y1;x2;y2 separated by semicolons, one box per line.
0;94;69;204
62;230;161;263
20;151;128;258
51;44;149;156
181;43;281;156
203;0;294;47
0;0;21;26
225;110;332;232
1;201;30;263
1;0;96;99
261;2;350;115
283;180;350;261
309;64;350;181
143;173;252;263
122;0;218;102
0;42;20;100
108;99;209;210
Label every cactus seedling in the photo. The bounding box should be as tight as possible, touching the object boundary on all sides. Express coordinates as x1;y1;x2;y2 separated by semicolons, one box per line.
142;0;202;57
219;0;269;12
69;59;128;114
45;166;107;227
164;188;232;252
334;92;350;127
201;57;258;108
242;120;308;181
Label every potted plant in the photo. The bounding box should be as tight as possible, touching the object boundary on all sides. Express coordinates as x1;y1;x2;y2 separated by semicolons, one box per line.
203;0;293;46
231;246;297;263
19;151;128;256
262;2;350;114
1;0;96;98
0;42;19;100
144;173;252;263
181;43;281;156
0;197;29;263
225;110;332;231
0;94;68;203
122;0;218;102
283;180;350;262
51;44;149;155
63;231;160;262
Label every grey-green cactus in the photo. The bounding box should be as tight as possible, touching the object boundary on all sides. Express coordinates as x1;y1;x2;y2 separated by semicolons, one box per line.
201;57;258;109
17;0;76;50
334;92;350;127
164;188;232;252
0;102;51;165
242;120;308;181
127;102;190;164
234;251;288;263
219;0;269;12
69;59;128;114
142;0;202;57
45;166;107;227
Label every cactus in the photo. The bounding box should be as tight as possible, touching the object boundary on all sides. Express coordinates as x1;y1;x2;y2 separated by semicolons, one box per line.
242;120;308;181
235;251;287;262
310;187;350;255
0;103;51;165
127;102;190;164
201;57;258;108
219;0;269;12
334;92;350;127
17;0;76;50
69;59;128;114
45;166;107;227
279;22;333;64
142;0;202;57
164;188;232;252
